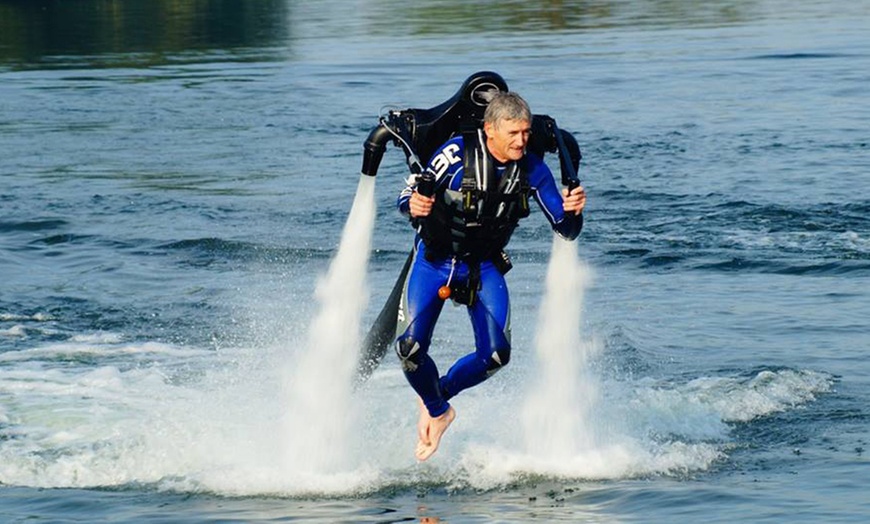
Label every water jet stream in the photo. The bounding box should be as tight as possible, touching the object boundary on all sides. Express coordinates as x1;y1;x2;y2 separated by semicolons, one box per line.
282;175;377;474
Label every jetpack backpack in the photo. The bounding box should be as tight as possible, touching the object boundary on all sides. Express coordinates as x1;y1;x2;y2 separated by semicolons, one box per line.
361;71;582;186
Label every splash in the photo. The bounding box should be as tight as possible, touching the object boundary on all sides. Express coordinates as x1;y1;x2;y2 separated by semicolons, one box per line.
521;235;599;460
0;175;388;495
281;175;377;474
0;181;838;494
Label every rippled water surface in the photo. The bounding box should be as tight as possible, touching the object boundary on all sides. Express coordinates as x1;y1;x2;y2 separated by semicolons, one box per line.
1;0;869;522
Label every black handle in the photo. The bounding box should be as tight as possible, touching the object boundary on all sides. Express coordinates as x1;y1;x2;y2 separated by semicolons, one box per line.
416;172;436;197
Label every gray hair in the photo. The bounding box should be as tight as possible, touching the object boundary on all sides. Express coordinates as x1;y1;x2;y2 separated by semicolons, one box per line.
484;92;532;127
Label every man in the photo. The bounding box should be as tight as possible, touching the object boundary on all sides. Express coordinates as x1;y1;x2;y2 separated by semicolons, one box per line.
395;91;587;461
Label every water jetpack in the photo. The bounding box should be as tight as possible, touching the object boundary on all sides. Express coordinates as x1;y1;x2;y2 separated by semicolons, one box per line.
356;71;583;382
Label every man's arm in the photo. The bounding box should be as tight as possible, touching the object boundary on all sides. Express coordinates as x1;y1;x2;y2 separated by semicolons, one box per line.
528;156;586;241
397;137;464;218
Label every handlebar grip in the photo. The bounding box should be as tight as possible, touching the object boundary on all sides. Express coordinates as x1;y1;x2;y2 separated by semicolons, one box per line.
416;172;436;197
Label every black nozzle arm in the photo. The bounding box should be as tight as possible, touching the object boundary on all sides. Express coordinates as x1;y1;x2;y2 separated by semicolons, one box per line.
361;114;427;177
552;123;582;191
361;123;393;177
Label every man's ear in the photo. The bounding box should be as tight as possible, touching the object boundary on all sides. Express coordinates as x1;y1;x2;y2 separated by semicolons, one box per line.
483;121;494;139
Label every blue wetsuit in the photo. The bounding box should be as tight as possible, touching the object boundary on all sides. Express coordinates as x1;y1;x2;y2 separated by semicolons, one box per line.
395;133;582;418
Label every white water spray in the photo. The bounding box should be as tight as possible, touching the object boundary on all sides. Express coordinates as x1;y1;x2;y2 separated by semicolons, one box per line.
522;235;598;460
282;175;376;474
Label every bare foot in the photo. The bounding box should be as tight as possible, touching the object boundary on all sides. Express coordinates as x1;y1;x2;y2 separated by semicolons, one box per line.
415;406;456;461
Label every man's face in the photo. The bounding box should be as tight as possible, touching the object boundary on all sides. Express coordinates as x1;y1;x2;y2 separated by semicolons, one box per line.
484;118;531;163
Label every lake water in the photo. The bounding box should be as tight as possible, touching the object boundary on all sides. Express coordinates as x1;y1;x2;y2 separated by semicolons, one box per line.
1;0;869;522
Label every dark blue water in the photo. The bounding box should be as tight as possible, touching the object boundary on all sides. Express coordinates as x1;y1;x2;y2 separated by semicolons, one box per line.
2;1;869;522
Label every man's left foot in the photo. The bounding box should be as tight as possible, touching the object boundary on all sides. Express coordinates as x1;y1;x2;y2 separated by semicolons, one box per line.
415;406;456;461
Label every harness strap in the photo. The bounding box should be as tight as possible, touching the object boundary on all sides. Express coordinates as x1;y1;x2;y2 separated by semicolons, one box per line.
461;127;484;219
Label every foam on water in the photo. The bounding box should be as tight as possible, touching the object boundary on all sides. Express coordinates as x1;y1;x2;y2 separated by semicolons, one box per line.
457;367;834;489
0;324;27;337
0;338;377;494
0;323;834;494
0;339;197;363
0;313;54;322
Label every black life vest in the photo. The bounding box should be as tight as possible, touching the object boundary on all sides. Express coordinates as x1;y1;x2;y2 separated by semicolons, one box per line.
419;129;531;261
